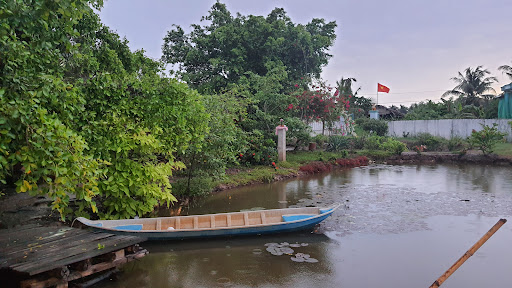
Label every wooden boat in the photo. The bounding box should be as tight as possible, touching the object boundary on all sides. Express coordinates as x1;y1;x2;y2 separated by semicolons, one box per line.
75;204;339;240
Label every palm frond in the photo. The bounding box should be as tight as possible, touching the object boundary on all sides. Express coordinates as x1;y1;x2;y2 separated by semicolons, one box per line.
498;62;512;80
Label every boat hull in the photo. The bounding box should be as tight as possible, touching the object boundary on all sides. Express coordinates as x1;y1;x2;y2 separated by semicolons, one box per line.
76;204;338;240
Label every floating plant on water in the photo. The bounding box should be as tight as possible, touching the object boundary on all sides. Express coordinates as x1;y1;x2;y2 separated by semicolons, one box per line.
264;242;318;263
291;253;319;263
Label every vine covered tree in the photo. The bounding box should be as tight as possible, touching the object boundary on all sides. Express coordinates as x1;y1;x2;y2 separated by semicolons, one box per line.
162;2;337;93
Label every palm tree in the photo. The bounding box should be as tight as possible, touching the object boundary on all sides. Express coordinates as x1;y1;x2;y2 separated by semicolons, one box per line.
336;77;360;96
442;66;498;106
498;62;512;80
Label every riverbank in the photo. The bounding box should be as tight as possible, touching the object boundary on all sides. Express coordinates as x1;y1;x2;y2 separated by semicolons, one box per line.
385;151;512;165
1;150;511;228
212;150;512;193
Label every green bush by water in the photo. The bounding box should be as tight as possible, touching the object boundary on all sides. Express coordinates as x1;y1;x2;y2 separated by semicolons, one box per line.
355;118;388;136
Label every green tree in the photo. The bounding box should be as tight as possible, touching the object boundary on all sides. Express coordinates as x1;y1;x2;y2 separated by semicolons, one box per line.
442;66;498;107
161;2;336;94
1;0;209;219
336;77;373;119
174;91;248;197
405;100;446;120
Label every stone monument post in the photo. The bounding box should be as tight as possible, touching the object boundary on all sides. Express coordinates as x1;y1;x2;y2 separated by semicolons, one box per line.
276;119;288;162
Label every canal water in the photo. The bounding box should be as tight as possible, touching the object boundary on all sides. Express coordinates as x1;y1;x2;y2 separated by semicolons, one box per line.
99;164;512;288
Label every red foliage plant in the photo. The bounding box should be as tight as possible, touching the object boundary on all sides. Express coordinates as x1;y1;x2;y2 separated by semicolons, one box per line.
298;161;332;174
299;156;369;175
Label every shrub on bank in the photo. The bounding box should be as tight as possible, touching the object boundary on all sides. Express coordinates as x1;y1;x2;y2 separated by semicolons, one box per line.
355;118;388;136
415;133;446;151
299;161;332;174
447;137;468;152
468;124;506;155
326;135;352;151
299;156;369;174
380;138;407;155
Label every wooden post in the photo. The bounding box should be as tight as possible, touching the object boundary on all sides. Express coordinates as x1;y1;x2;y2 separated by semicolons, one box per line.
277;125;286;162
429;218;507;287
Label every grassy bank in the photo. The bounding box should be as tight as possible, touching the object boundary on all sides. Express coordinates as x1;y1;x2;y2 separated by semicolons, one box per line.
214;151;360;190
494;142;512;157
213;141;512;192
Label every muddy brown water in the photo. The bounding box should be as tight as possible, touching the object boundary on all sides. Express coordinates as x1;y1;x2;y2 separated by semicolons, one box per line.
98;164;512;288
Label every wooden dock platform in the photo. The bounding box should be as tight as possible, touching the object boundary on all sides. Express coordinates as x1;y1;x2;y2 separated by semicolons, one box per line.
0;224;147;288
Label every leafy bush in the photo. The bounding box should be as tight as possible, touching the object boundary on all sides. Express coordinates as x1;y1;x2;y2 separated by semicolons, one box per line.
238;131;278;166
447;137;468;151
0;2;210;220
355;118;388;136
358;150;393;159
350;136;367;150
326;135;351;152
415;133;446;151
364;135;384;150
313;134;329;146
284;117;312;149
468;124;506;155
380;138;407;155
171;177;214;197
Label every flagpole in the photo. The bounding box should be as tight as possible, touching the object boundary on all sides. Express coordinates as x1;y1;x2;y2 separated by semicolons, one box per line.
376;85;379;106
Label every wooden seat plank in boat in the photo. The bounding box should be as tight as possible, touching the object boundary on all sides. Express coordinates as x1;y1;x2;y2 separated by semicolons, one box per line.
243;212;250;226
226;214;231;227
261;212;267;224
210;215;215;228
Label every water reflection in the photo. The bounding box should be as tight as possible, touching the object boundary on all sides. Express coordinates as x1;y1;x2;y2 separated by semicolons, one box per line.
100;233;333;288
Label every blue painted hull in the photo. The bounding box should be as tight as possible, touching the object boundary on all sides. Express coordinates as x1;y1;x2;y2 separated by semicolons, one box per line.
77;205;338;240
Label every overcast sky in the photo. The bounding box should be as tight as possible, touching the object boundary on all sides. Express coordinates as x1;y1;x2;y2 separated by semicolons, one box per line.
98;0;512;106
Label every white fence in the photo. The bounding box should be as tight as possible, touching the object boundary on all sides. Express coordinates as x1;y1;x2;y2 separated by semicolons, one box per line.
309;119;345;136
387;119;512;142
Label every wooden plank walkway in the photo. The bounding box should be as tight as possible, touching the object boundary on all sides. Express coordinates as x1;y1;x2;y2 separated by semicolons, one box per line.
0;224;147;288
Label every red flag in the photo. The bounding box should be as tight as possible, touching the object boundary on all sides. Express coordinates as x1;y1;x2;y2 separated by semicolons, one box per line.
377;83;390;93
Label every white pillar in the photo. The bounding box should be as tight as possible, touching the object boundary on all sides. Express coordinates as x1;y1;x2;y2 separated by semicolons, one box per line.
277;127;286;162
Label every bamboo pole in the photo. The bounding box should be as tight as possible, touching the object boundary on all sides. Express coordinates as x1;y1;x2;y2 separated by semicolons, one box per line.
429;218;507;288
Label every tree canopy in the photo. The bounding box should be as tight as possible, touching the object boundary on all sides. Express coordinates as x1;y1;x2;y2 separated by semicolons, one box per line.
162;2;337;93
1;0;208;219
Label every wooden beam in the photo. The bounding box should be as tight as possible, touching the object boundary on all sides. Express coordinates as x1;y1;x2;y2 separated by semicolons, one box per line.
430;218;507;287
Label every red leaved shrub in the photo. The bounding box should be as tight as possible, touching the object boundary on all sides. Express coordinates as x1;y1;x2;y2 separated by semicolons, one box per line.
299;156;369;175
299;161;332;174
335;156;369;167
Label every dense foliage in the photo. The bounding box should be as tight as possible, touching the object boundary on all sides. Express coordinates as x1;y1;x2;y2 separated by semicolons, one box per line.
161;2;338;173
354;118;388;136
162;2;336;94
1;0;208;219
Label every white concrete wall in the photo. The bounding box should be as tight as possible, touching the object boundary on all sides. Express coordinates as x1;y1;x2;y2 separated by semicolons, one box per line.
309;119;344;136
388;119;512;142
